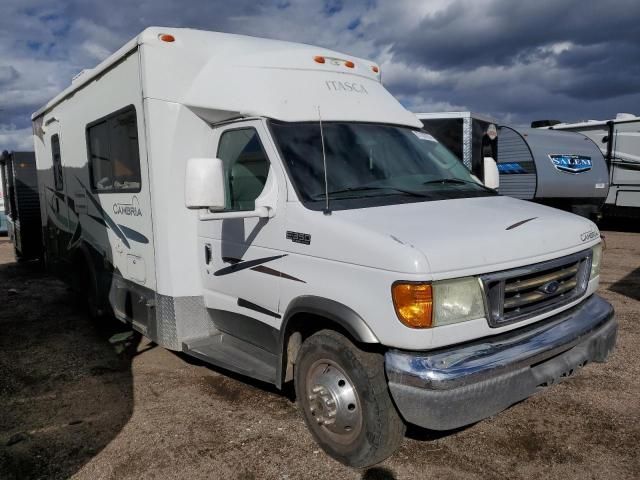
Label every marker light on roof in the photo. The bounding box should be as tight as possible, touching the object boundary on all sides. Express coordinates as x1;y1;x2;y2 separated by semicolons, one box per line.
344;60;355;68
372;65;379;73
159;34;175;42
314;56;326;64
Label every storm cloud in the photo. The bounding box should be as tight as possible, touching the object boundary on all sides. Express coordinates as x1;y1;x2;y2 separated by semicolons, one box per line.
1;0;639;150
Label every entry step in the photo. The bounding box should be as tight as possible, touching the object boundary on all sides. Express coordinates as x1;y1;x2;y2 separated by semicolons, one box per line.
183;333;277;384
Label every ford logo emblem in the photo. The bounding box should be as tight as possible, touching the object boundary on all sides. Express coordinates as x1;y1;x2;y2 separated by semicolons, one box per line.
539;280;560;295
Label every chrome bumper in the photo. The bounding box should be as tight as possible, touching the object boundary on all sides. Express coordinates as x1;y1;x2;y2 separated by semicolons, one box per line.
385;294;616;430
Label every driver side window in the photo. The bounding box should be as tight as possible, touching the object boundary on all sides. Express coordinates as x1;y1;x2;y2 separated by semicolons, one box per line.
217;128;271;211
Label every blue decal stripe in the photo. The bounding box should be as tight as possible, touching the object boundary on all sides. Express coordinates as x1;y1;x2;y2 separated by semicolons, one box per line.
497;162;528;174
75;176;130;249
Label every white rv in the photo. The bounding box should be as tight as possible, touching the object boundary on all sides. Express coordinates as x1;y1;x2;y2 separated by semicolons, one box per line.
545;113;640;216
32;28;616;468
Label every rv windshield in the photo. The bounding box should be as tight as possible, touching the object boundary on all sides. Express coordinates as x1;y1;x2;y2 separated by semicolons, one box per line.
269;120;496;210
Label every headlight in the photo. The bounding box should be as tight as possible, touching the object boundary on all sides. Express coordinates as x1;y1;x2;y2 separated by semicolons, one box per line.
590;243;602;279
392;277;486;329
433;277;485;326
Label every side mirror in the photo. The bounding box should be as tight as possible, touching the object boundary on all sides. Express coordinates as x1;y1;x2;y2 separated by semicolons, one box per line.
483;156;500;190
185;158;226;210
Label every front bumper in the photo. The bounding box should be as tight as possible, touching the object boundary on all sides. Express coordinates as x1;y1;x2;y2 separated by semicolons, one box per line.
385;294;616;431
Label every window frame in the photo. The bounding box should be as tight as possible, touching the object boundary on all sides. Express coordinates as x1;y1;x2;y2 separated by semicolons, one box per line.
215;125;272;212
85;104;142;194
51;133;64;191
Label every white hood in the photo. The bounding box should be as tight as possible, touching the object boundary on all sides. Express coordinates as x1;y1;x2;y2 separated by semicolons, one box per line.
333;196;600;278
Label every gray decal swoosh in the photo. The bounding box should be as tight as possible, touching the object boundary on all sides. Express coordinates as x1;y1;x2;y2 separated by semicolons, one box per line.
506;217;538;230
221;255;304;282
251;264;306;283
237;298;281;318
89;214;107;227
118;224;149;244
68;221;82;250
214;255;287;276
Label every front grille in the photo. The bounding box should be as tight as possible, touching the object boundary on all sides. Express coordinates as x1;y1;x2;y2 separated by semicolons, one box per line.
482;249;592;327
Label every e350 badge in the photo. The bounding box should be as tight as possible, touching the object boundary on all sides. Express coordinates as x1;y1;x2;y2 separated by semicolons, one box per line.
286;231;311;245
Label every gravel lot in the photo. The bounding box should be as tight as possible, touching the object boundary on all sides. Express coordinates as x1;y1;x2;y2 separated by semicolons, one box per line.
0;227;639;480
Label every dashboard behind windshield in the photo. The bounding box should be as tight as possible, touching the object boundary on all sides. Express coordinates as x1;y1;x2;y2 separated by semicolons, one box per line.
269;120;496;210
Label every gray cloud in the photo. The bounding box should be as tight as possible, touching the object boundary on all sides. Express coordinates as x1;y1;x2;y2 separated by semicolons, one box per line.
0;0;638;150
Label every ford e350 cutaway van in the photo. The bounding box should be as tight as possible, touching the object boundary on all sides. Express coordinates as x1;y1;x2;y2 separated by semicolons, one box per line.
32;28;616;468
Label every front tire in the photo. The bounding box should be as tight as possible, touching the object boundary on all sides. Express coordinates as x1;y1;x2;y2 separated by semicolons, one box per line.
294;330;405;468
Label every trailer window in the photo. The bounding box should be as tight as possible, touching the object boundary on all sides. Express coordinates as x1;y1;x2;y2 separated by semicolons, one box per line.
217;128;270;211
87;106;141;193
51;134;64;191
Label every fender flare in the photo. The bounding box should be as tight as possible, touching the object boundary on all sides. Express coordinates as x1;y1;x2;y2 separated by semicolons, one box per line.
280;296;379;345
276;296;380;387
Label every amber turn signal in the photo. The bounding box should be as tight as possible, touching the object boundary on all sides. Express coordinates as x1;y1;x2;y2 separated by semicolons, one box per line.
391;282;433;328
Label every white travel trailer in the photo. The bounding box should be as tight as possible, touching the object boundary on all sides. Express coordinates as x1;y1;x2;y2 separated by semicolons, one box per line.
545;113;640;216
32;28;616;467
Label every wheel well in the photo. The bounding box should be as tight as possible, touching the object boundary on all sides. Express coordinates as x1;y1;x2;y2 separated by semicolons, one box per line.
70;248;92;292
280;312;382;386
70;245;103;297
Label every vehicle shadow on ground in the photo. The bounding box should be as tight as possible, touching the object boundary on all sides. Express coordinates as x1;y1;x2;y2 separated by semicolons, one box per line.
362;466;398;479
600;217;640;233
0;257;140;480
608;265;640;302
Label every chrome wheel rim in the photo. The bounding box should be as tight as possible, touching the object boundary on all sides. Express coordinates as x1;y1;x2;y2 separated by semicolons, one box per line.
305;359;362;444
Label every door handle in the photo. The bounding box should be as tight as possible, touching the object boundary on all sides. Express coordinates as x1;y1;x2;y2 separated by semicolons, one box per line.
204;243;212;265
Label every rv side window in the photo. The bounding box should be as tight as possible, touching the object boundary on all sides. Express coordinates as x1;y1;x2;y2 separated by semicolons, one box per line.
87;106;141;193
217;128;271;211
51;134;64;191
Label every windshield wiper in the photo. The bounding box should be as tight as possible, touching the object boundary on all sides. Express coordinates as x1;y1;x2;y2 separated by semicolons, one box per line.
312;185;429;200
423;177;497;193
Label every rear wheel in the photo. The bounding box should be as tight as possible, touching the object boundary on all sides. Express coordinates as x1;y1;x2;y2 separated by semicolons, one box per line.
294;330;405;468
75;256;105;320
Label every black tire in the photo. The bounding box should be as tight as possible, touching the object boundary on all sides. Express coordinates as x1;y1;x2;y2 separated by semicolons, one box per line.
76;257;105;320
294;330;405;468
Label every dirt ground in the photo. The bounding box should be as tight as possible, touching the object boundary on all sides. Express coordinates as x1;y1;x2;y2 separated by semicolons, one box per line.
0;228;639;480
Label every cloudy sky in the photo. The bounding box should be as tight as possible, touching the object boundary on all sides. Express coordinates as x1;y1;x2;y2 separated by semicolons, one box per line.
1;0;639;150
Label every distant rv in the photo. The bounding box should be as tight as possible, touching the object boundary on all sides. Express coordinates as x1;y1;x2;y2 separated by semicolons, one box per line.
540;113;640;217
417;112;609;219
0;151;42;259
